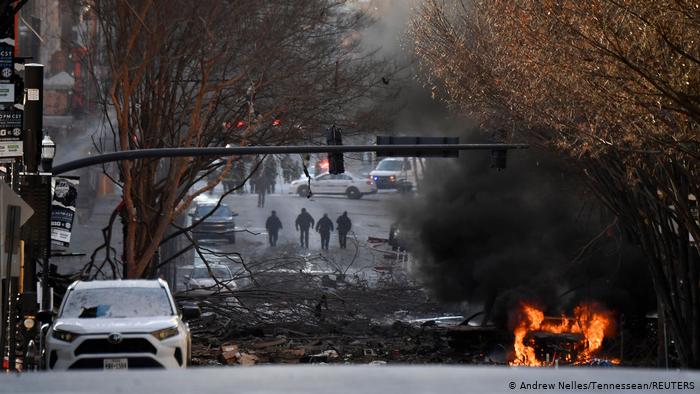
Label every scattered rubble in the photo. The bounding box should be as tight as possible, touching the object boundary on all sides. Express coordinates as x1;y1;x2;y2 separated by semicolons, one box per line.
179;258;637;367
183;276;512;366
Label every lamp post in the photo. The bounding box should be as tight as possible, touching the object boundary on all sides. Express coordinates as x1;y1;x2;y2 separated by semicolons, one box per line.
38;135;55;320
41;135;55;172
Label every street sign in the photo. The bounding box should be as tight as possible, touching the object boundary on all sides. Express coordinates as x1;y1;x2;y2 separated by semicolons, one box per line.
0;108;22;158
26;88;39;101
0;83;13;103
0;41;13;82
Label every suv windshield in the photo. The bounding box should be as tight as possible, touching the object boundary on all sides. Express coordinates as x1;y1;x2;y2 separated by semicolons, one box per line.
195;205;232;218
192;267;231;279
376;160;404;171
60;287;174;318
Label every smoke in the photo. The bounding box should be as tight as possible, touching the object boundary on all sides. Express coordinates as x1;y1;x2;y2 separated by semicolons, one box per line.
52;114;114;167
357;1;654;323
393;139;654;325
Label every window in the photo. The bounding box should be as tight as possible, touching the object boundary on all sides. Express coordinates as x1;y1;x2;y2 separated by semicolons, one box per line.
316;174;331;181
192;267;232;280
376;160;404;171
61;287;174;318
195;204;232;218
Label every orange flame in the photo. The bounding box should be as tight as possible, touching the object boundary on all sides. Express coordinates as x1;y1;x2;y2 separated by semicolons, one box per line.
510;303;614;366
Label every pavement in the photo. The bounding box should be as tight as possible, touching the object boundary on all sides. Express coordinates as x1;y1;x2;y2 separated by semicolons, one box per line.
53;192;123;277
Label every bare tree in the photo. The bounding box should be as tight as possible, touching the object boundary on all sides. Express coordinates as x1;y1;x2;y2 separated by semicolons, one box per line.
410;0;700;367
75;0;395;279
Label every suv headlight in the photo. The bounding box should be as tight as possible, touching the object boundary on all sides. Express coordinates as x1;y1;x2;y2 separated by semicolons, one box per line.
52;327;80;342
151;326;179;341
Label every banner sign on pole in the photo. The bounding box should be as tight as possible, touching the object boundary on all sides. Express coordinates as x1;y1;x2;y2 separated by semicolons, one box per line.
50;176;79;247
0;40;13;82
0;108;23;158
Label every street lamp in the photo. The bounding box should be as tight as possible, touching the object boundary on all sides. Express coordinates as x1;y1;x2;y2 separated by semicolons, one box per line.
38;134;55;327
41;135;55;173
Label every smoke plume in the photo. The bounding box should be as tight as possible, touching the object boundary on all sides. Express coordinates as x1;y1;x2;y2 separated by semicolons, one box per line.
394;140;654;325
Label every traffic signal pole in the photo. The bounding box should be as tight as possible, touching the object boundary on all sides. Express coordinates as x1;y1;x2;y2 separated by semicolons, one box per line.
51;144;530;175
0;0;28;372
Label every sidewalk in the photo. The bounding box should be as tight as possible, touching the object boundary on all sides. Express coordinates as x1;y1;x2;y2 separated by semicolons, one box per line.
54;192;123;277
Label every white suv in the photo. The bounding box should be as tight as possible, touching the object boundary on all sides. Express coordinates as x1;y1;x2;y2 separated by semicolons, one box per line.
46;279;199;370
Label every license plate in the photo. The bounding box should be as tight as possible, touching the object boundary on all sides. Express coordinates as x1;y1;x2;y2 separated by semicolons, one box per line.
104;358;128;370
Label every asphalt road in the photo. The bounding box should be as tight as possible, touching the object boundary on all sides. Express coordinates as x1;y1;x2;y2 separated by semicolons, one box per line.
5;366;698;394
180;185;414;290
222;189;398;248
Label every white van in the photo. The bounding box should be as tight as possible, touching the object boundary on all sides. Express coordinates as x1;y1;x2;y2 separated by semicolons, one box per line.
369;157;424;192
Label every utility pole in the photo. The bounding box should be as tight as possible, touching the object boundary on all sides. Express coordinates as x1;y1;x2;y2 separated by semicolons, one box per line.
19;63;50;328
0;0;27;372
19;63;42;297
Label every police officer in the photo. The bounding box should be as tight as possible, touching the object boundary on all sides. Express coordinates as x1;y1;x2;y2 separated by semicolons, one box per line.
336;211;352;249
316;213;334;250
295;208;315;248
265;210;283;246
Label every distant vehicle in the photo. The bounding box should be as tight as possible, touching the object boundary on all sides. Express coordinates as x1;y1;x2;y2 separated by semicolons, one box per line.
45;279;200;370
190;202;237;243
290;172;377;199
184;265;236;293
369;158;424;192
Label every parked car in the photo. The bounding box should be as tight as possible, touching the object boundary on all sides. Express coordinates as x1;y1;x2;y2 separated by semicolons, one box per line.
45;279;200;370
290;172;377;199
184;265;236;293
190;202;237;243
369;157;424;192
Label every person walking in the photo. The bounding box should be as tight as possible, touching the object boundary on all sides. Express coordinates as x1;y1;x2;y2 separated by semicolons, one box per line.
256;170;268;208
223;167;235;193
265;210;283;246
281;155;293;183
295;208;315;248
316;213;334;250
336;211;352;249
264;157;278;194
233;160;246;194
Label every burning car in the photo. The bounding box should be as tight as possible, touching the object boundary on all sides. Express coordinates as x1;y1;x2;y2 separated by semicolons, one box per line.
510;303;618;367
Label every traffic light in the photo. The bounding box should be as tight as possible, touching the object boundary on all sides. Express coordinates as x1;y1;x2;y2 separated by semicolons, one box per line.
490;149;507;170
326;125;344;174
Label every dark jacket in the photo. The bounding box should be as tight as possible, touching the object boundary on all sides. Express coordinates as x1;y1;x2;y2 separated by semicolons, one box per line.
295;212;315;230
336;214;352;233
255;173;268;193
266;215;283;232
316;216;334;233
